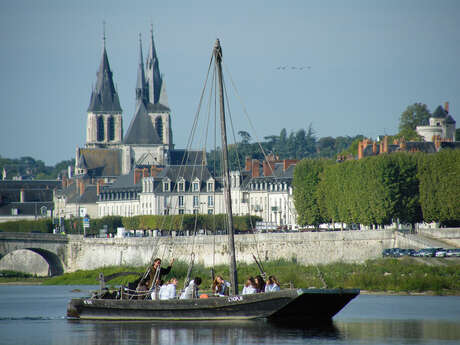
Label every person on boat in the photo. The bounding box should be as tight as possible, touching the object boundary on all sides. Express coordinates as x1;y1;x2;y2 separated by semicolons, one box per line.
242;277;258;295
212;275;231;296
264;275;281;292
160;278;178;300
180;277;202;299
136;278;149;300
255;275;266;293
147;258;175;290
151;279;164;300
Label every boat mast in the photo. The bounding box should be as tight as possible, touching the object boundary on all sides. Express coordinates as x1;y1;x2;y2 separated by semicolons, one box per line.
214;39;238;295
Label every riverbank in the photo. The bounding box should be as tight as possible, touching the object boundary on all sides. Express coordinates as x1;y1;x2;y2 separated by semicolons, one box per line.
1;258;459;295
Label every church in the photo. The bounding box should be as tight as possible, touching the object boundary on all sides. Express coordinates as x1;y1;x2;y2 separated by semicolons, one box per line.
74;28;191;182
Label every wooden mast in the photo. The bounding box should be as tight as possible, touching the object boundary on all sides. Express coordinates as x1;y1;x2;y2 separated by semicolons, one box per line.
214;39;238;295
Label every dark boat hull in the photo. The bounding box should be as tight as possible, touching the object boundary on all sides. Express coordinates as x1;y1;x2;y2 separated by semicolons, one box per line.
67;288;359;321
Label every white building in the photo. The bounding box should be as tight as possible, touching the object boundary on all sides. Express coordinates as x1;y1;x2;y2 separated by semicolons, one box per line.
416;103;456;142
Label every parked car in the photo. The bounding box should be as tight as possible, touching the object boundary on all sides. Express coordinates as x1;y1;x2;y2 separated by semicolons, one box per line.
446;249;460;257
416;248;437;257
435;248;448;257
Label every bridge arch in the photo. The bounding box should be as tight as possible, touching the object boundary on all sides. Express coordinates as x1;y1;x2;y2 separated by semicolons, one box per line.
0;248;64;276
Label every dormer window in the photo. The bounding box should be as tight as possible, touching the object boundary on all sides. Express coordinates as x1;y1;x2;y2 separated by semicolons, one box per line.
177;180;185;192
207;178;215;192
192;178;200;192
163;179;171;192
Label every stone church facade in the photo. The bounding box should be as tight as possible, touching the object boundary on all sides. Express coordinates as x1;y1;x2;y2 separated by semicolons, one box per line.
75;29;173;181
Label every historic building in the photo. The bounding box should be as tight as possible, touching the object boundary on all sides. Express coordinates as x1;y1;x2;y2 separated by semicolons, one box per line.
75;29;173;181
97;156;298;229
416;102;456;142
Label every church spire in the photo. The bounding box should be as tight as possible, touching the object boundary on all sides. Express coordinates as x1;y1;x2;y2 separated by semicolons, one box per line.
87;26;122;113
136;33;147;104
145;25;165;105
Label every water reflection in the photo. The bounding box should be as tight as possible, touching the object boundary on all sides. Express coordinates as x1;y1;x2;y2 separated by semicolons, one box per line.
72;319;340;345
335;319;460;343
68;318;460;345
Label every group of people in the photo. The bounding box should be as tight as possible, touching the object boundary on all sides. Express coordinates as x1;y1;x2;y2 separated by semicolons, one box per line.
135;257;281;300
242;275;280;295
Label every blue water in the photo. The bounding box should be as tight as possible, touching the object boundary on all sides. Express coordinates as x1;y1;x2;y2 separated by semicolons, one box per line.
0;285;460;345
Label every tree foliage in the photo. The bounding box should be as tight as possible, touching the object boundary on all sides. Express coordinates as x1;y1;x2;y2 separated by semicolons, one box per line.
398;103;431;140
293;150;458;227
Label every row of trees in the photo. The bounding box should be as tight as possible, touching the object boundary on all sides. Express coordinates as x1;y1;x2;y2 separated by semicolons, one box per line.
207;126;362;174
293;150;459;227
0;215;262;234
0;155;74;180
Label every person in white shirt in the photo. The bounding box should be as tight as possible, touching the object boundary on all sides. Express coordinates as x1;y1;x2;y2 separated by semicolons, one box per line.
162;278;178;300
264;275;281;292
151;279;164;300
241;277;257;295
180;277;202;299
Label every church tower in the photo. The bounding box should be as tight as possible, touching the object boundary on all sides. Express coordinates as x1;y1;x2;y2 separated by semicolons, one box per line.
144;26;172;148
85;32;123;148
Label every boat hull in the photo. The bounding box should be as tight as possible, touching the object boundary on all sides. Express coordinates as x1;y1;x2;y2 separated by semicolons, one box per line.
67;288;359;321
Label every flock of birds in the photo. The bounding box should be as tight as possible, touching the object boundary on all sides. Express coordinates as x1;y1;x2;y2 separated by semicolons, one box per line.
275;66;311;70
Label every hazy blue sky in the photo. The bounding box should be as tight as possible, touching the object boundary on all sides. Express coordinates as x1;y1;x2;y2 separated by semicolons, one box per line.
1;0;459;165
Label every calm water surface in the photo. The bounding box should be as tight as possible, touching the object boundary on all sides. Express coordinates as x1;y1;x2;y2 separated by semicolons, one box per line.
1;285;460;345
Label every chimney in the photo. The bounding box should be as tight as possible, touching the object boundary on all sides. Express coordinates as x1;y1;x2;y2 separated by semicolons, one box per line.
20;189;25;203
79;181;85;196
150;165;162;177
263;161;274;177
445;101;449;113
134;169;143;184
96;179;104;196
62;175;68;189
358;141;363;159
251;160;260;178
434;135;441;150
143;168;149;177
245;156;252;171
283;159;298;171
399;137;406;150
383;136;388;154
372;141;377;154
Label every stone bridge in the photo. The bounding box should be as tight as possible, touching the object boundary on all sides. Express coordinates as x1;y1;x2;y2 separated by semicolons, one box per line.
0;233;68;275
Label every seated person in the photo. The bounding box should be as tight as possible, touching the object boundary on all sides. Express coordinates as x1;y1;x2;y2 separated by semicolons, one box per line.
264;275;281;292
136;279;149;300
161;278;178;300
213;275;231;296
180;277;202;299
241;277;257;295
255;275;266;293
150;279;163;300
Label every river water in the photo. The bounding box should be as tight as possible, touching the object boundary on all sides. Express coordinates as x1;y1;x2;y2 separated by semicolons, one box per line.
0;285;460;345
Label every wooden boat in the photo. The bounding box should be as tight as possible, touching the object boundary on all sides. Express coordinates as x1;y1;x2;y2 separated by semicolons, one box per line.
67;39;359;321
67;288;358;321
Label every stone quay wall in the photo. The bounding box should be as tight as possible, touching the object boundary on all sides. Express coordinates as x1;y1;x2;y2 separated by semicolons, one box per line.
65;230;394;272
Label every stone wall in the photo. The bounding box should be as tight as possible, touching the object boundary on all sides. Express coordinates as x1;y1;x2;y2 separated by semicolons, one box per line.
64;230;394;272
417;228;460;247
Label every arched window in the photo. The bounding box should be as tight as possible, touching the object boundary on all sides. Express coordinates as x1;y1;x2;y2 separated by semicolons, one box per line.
97;116;104;141
108;116;115;141
155;117;163;141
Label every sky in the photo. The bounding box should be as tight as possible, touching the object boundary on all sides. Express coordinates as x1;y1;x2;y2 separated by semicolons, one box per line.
1;0;459;165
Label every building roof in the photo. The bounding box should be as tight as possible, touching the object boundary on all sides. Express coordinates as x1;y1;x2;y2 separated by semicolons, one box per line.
77;148;122;177
0;201;54;217
87;46;122;113
169;150;206;166
432;105;448;118
145;29;166;106
123;101;162;145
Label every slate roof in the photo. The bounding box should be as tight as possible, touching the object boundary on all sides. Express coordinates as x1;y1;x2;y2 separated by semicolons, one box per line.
432;105;448;118
87;46;122;113
0;201;54;217
77;148;122;177
153;165;223;193
0;180;59;203
124;101;162;145
169;150;206;166
57;183;98;204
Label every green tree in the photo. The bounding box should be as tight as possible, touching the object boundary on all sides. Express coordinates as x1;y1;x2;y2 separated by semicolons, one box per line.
398;103;431;140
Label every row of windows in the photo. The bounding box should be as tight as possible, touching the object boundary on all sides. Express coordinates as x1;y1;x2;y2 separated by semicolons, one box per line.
163;181;214;193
